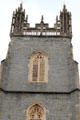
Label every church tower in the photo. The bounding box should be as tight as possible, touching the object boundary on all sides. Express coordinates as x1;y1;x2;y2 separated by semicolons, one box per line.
0;3;80;120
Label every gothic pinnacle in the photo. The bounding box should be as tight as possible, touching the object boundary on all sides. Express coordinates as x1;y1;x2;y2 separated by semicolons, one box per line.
41;15;44;23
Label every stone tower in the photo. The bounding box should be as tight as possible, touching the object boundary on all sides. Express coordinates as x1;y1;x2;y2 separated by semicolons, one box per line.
0;3;80;120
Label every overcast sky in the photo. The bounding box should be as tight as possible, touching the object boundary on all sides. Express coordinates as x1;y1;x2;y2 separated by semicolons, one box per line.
0;0;80;76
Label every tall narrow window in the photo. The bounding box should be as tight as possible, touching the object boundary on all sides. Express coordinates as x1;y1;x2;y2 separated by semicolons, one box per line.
26;103;46;120
32;58;38;81
29;51;48;82
39;56;45;81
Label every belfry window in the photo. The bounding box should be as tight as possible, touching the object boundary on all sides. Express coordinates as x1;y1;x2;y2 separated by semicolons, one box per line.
26;103;46;120
29;51;48;82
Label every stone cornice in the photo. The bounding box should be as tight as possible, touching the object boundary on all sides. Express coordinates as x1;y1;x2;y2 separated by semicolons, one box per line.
0;88;80;94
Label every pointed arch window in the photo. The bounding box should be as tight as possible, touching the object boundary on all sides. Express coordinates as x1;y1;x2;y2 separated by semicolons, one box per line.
26;103;46;120
29;51;48;82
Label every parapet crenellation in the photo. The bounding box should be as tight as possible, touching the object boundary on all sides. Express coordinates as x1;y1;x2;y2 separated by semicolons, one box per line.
10;4;72;38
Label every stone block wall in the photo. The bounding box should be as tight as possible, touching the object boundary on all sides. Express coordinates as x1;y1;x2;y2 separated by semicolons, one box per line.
0;90;80;120
1;37;79;92
0;91;76;120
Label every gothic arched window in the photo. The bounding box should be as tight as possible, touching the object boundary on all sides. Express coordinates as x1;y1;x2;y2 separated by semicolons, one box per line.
26;103;46;120
29;51;48;82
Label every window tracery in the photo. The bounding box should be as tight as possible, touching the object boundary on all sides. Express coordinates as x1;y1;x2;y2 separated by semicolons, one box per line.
26;103;46;120
29;51;48;82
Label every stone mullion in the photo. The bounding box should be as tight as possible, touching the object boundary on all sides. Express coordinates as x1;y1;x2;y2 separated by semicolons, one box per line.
37;57;40;82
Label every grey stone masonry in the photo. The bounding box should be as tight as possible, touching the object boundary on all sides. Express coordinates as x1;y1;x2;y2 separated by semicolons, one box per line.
0;36;79;92
0;34;80;120
0;90;80;120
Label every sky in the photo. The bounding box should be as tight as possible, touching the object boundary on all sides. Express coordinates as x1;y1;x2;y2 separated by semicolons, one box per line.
0;0;80;77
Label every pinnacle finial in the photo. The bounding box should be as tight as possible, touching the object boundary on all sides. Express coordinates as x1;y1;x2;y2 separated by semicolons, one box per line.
56;16;58;21
41;15;44;23
18;1;23;12
20;0;23;8
20;3;22;8
63;4;66;9
63;4;67;12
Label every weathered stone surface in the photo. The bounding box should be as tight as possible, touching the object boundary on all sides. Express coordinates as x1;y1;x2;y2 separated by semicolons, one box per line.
0;37;79;92
0;35;79;120
0;90;80;120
